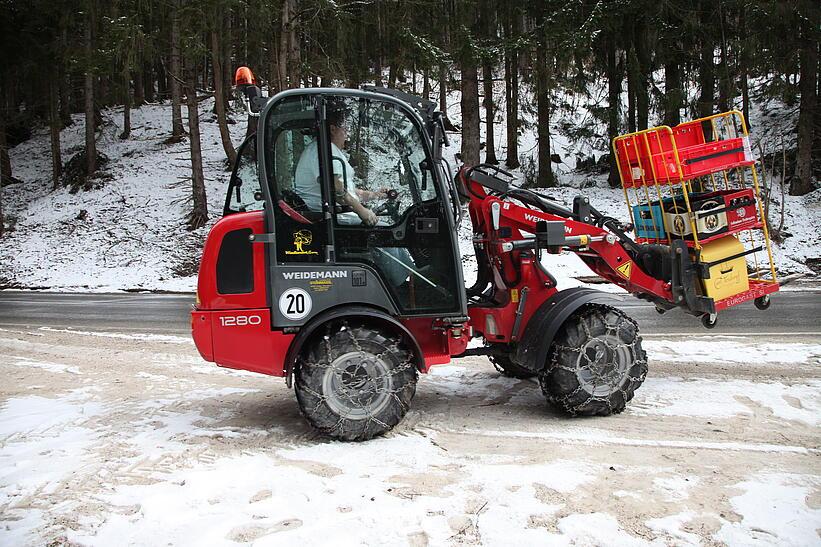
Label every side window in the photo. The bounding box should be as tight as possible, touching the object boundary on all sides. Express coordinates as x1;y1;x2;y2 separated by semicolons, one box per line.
224;136;262;215
265;96;327;263
330;98;438;228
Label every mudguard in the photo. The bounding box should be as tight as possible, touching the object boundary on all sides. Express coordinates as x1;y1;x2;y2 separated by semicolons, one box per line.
283;304;425;386
511;287;624;372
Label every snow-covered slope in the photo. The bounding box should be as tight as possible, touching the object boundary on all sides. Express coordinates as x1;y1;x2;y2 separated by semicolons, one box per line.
0;84;817;292
1;100;243;291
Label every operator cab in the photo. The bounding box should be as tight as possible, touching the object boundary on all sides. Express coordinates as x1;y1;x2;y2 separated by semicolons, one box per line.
209;85;466;334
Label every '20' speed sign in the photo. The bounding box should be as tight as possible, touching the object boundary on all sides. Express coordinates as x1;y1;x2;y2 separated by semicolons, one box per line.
278;288;312;320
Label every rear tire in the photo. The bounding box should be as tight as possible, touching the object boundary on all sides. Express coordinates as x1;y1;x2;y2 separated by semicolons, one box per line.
295;323;417;441
490;352;537;379
539;304;647;416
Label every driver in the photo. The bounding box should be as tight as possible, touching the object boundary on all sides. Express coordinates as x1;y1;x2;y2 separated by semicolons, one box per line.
293;102;415;289
294;107;383;225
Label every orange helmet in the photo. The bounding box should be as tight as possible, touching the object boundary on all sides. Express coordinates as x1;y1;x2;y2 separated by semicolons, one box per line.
234;66;257;86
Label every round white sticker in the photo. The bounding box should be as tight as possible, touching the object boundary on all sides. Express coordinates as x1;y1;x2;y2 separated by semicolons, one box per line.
279;288;312;321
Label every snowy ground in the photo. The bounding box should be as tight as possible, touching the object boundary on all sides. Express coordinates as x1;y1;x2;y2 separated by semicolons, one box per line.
1;326;819;545
1;81;819;291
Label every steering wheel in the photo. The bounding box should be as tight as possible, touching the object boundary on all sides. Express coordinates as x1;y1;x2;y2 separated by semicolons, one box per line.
372;189;401;223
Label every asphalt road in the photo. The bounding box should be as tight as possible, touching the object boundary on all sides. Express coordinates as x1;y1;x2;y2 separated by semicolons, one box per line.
0;289;818;337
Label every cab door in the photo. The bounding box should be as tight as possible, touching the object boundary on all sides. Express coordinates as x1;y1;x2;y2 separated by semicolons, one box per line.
259;91;465;329
327;95;464;316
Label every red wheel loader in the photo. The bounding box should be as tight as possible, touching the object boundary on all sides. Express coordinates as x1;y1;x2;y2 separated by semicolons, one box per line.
191;69;779;440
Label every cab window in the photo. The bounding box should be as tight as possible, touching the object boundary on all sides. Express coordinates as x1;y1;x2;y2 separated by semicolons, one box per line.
328;96;459;314
224;135;263;215
265;95;327;263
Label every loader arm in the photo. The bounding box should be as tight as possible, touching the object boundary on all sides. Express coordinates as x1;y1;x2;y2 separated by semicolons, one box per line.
460;166;677;317
491;199;674;303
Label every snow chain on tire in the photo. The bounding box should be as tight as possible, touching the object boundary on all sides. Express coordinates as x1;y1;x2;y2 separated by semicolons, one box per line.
539;304;647;416
294;322;418;441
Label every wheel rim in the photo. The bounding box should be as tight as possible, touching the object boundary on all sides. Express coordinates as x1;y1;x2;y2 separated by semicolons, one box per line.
575;333;632;397
322;351;394;419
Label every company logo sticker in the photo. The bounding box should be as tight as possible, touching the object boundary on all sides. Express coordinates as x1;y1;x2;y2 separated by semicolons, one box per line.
286;229;318;256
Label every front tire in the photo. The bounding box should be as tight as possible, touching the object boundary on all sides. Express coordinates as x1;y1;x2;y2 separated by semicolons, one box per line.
539;305;647;416
295;323;417;441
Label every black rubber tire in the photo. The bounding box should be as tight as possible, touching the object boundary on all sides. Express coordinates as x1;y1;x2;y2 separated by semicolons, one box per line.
701;314;717;329
539;304;647;416
754;295;771;310
490;352;537;379
294;323;417;441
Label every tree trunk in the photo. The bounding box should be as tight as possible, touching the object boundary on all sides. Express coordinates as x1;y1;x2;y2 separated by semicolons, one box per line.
739;5;751;131
98;74;110;108
438;63;447;114
211;28;237;165
375;58;383;87
84;2;97;176
698;4;715;138
460;64;480;167
536;45;553;187
280;0;300;89
0;113;5;238
635;19;650;131
59;25;73;128
143;62;155;103
606;37;622;188
156;58;168;99
169;0;185;139
504;45;519;168
482;62;498;164
276;15;288;90
185;66;208;230
49;69;63;188
388;64;397;88
422;69;430;100
792;11;818;196
664;57;681;126
133;64;145;106
223;11;232;110
717;5;731;113
627;47;637;133
120;69;131;140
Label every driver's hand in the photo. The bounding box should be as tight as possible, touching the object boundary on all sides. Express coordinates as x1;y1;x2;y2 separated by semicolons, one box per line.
360;208;378;226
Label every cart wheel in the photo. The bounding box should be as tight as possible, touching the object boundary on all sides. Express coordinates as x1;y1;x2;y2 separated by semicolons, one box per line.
655;306;667;315
754;295;771;310
701;313;718;329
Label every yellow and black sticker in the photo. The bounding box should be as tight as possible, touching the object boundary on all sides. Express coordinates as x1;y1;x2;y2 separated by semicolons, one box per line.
286;229;318;256
309;279;332;293
510;288;519;303
616;261;632;279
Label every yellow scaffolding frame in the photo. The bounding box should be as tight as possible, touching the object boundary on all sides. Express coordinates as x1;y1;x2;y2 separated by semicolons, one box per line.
612;110;777;284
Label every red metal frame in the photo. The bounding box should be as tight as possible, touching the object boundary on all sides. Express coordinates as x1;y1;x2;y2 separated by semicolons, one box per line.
713;279;779;312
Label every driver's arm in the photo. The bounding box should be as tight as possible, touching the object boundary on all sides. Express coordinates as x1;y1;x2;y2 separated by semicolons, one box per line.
355;188;388;203
334;175;377;226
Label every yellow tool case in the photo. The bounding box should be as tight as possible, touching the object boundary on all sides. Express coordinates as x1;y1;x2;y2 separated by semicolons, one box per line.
695;235;750;300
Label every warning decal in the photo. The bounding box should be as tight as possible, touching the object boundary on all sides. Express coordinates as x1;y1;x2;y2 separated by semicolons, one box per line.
616;261;632;279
